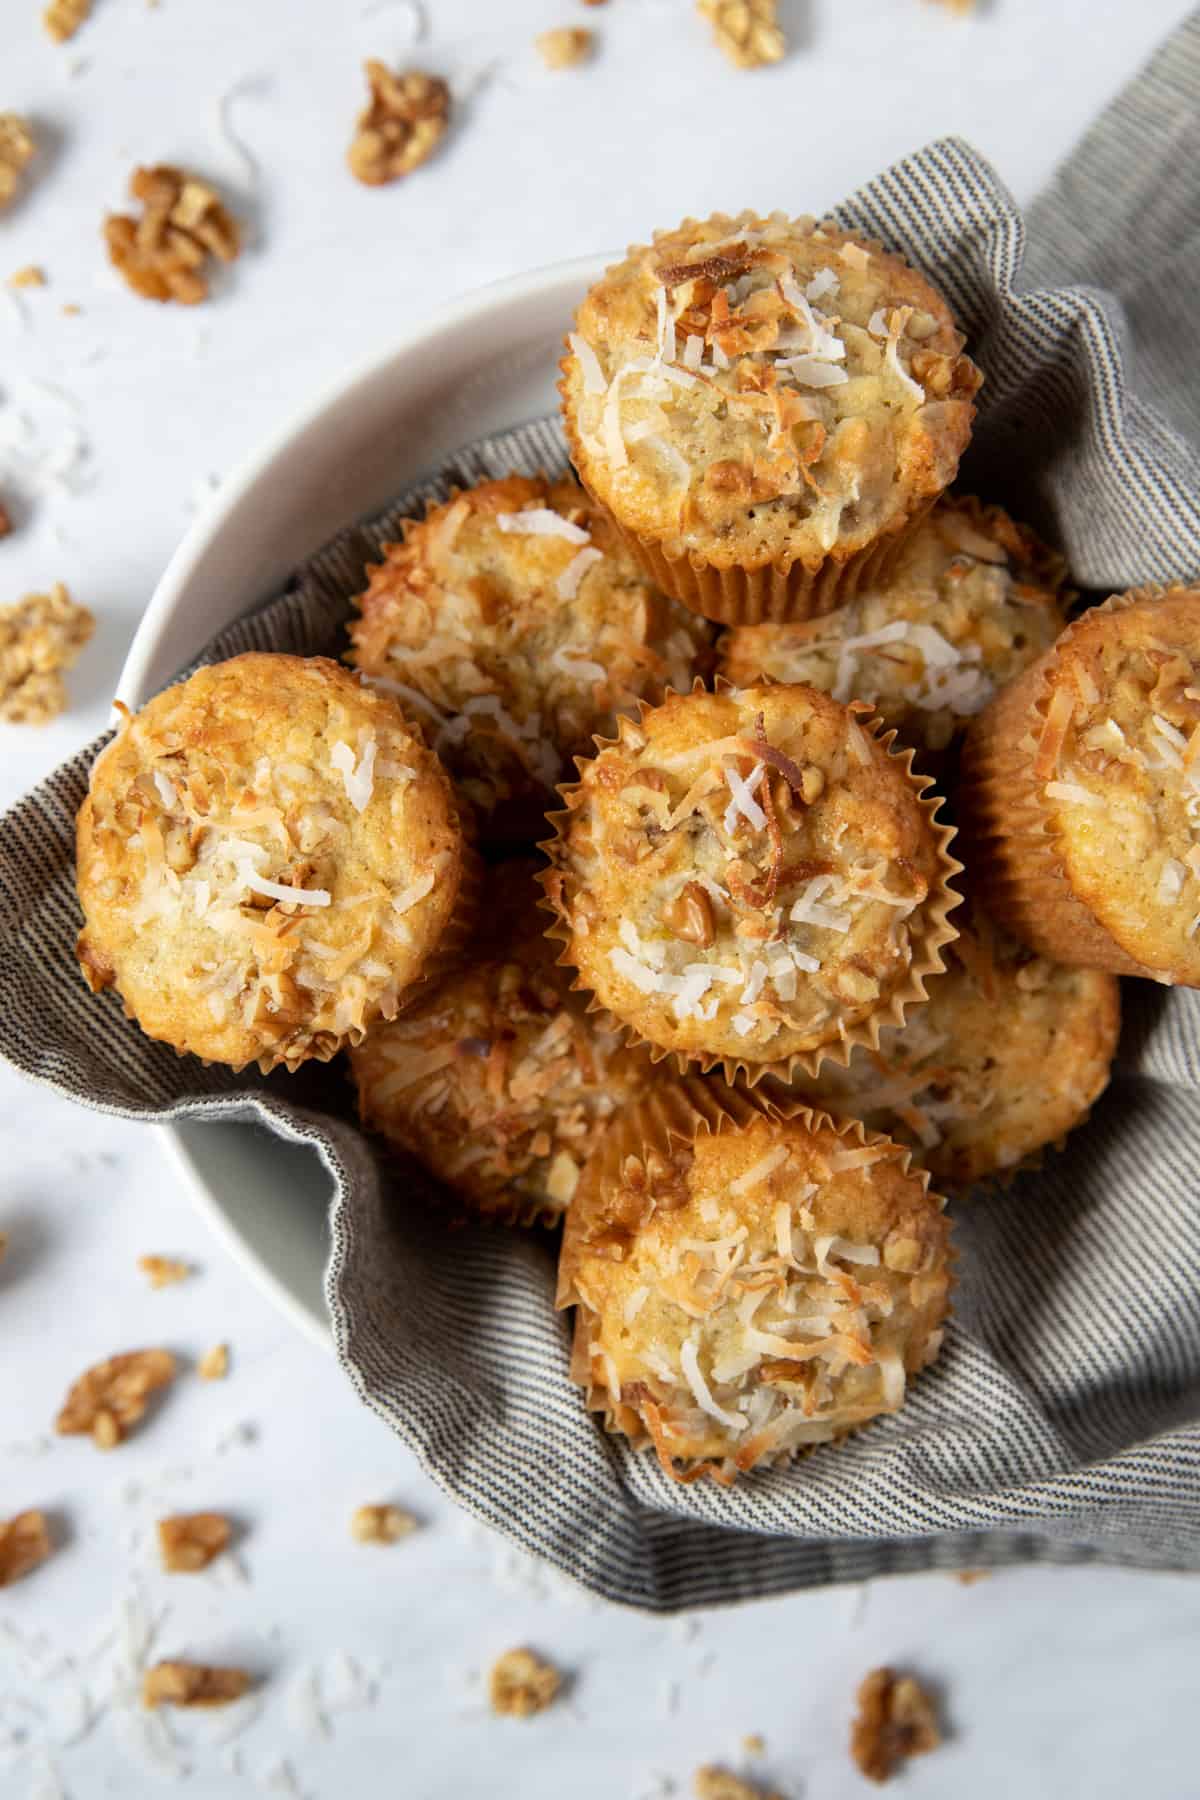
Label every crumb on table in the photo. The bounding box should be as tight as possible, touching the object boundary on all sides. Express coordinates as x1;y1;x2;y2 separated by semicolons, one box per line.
350;1503;418;1544
0;503;12;540
535;27;594;68
142;1660;252;1709
850;1667;942;1784
0;1510;54;1588
0;584;94;726
158;1511;232;1572
104;165;241;305
9;265;46;289
55;1348;176;1450
347;63;450;186
0;115;36;211
43;0;92;44
198;1343;229;1381
488;1648;562;1718
696;0;785;69
137;1254;191;1289
694;1767;785;1800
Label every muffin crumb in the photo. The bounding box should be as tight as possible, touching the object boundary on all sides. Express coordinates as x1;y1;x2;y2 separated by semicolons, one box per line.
0;584;94;726
0;115;36;210
697;0;784;69
347;63;450;185
9;265;46;289
104;165;241;305
694;1768;784;1800
56;1348;176;1449
850;1667;941;1783
157;1511;232;1572
198;1343;229;1381
350;1503;418;1544
0;1509;54;1587
535;27;593;68
43;0;91;42
137;1254;191;1289
143;1660;252;1709
488;1648;562;1718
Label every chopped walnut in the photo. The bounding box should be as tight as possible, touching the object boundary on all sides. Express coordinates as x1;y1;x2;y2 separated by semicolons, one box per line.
56;1348;176;1449
347;63;450;186
955;1567;990;1585
535;27;593;68
664;881;715;948
850;1668;941;1784
198;1342;229;1381
9;265;46;288
488;1648;562;1718
927;0;973;11
142;1660;252;1709
742;1736;765;1755
104;165;242;306
0;1510;54;1588
697;0;784;69
0;502;12;539
694;1769;783;1800
158;1511;231;1572
0;584;95;726
0;115;36;212
43;0;91;43
350;1503;418;1544
137;1254;191;1289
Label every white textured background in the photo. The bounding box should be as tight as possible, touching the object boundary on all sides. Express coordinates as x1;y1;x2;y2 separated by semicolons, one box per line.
3;2;1199;1797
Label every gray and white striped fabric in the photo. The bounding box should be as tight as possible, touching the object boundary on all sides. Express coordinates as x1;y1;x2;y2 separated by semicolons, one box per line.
3;17;1200;1609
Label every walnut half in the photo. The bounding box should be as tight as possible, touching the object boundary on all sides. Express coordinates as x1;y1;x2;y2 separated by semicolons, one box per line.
158;1512;232;1572
488;1648;562;1718
850;1667;941;1784
0;1510;54;1588
56;1348;176;1449
143;1660;252;1709
347;64;450;187
104;165;242;306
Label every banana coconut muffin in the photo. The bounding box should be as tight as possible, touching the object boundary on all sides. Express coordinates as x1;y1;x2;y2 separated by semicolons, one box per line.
782;903;1121;1186
960;582;1200;984
76;654;473;1072
718;497;1067;758
347;474;711;843
543;683;960;1081
560;210;981;624
350;860;647;1225
558;1081;952;1484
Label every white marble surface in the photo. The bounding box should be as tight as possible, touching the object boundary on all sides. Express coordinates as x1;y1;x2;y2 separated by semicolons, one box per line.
3;1;1199;1795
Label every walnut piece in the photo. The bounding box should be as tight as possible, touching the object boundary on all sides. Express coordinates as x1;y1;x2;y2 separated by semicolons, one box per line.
697;0;784;68
9;265;46;288
137;1254;191;1289
0;115;36;213
142;1660;252;1709
535;27;593;69
488;1648;562;1718
0;503;11;539
664;880;715;948
158;1511;231;1572
0;1510;54;1588
694;1769;783;1800
347;64;450;186
56;1348;176;1450
198;1342;229;1381
850;1668;941;1784
43;0;91;43
0;584;94;726
350;1503;418;1544
104;165;242;306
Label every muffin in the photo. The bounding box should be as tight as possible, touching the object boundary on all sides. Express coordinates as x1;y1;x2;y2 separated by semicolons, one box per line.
76;653;473;1072
558;1080;951;1485
560;210;981;625
350;860;647;1226
959;583;1200;984
781;903;1121;1186
543;683;960;1083
718;497;1067;759
346;474;711;843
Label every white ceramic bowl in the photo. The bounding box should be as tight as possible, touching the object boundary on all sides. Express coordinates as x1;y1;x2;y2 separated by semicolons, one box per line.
118;255;608;1349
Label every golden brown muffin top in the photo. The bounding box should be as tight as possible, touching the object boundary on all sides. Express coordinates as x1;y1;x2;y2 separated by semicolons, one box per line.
783;904;1121;1185
76;653;464;1072
719;498;1067;754
346;474;710;843
546;684;958;1074
1033;585;1200;984
561;211;980;571
562;1106;950;1483
350;860;646;1225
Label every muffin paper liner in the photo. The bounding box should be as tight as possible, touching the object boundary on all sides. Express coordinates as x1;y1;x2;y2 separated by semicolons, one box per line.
537;689;962;1088
957;584;1192;981
558;1077;947;1481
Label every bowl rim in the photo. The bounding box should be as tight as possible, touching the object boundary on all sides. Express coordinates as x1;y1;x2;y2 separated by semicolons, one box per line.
121;250;612;1341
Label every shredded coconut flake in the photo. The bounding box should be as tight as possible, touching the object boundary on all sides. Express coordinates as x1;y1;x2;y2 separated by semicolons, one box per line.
330;737;376;813
723;759;766;832
867;308;888;338
1045;779;1103;810
555;545;603;599
496;508;590;544
729;1145;791;1197
679;1339;745;1433
568;331;605;395
239;865;331;907
1158;857;1186;905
